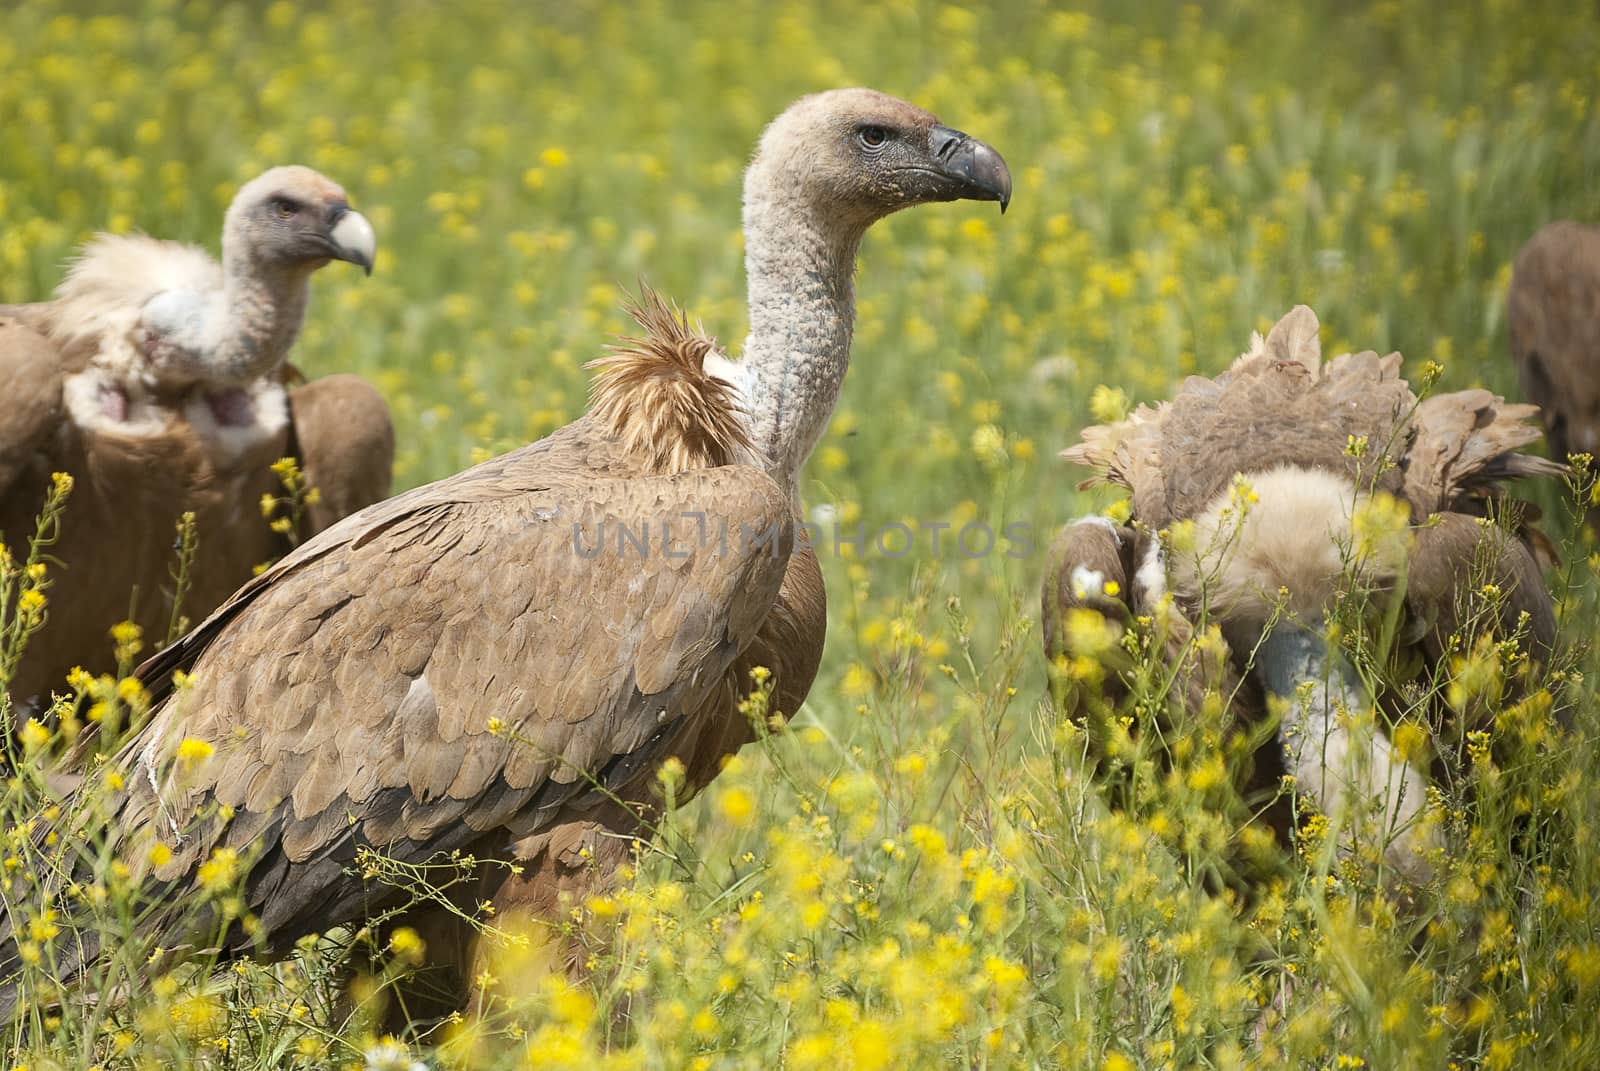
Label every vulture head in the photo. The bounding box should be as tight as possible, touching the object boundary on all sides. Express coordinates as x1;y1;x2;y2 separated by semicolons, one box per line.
746;88;1012;234
28;164;379;471
134;165;376;392
737;89;1011;481
221;165;376;278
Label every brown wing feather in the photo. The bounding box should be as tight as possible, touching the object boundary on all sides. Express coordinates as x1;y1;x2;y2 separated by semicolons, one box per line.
1068;306;1561;529
285;373;395;534
0;316;64;497
1065;309;1412;525
112;426;794;955
0;303;59;338
1406;511;1557;671
1062;401;1169;521
2;399;287;707
1402;390;1567;516
0;300;104;371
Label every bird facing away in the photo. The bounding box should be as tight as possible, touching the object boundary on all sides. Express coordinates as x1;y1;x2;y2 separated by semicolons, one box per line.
1508;220;1600;528
0;166;390;709
0;90;1011;1021
1045;307;1562;885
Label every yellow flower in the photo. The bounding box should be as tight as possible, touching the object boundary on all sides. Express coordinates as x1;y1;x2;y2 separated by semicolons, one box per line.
1091;935;1124;982
1351;491;1412;564
197;848;241;892
28;910;59;942
1063;608;1119;659
718;786;755;828
175;738;214;766
840;662;874;697
388;926;425;964
170;994;224;1039
1089;384;1131;423
970;423;1008;468
1391;722;1429;764
19;720;50;751
656;756;686;793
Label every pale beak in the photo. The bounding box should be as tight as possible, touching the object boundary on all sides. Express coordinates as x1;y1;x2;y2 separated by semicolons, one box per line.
327;208;376;275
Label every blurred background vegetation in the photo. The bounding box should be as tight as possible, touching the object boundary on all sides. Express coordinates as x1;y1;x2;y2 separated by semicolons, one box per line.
2;0;1599;1068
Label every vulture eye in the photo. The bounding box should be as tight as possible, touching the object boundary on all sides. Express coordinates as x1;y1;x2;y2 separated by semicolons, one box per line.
270;197;299;220
856;125;889;150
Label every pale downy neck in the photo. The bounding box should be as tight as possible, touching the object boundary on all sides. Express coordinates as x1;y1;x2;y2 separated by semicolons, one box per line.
739;182;867;496
207;243;314;384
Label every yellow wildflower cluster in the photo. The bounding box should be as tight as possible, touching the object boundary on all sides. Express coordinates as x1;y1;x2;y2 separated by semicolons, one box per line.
0;0;1597;1068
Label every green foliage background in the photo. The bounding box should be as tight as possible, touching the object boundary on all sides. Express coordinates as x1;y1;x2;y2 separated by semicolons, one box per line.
1;1;1598;1068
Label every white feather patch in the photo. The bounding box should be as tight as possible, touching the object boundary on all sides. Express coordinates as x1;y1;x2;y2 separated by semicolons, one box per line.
1069;564;1105;601
1135;536;1166;605
181;380;289;466
62;367;166;438
701;346;763;467
50;233;220;354
1280;697;1436;885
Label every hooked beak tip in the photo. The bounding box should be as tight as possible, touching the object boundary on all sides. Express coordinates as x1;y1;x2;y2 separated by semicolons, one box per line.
328;208;377;276
929;125;1013;213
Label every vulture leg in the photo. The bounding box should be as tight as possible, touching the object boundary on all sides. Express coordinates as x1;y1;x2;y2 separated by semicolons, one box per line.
286;373;396;535
1255;622;1434;886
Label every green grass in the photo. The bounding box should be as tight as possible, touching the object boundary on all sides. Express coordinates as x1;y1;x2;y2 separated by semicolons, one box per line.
2;0;1599;1067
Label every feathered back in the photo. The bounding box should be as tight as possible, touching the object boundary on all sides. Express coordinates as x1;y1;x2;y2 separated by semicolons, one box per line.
1066;306;1564;525
588;285;751;475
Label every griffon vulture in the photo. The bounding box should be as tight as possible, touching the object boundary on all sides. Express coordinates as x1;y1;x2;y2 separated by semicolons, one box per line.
0;90;1010;1021
1044;307;1562;884
1508;220;1600;527
0;166;391;710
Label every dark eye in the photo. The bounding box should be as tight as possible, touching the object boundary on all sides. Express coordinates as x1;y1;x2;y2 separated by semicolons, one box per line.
270;197;299;220
857;125;889;149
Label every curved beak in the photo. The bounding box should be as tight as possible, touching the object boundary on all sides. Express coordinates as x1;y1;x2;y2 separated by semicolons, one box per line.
929;124;1012;213
327;207;376;275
